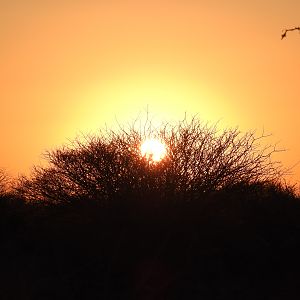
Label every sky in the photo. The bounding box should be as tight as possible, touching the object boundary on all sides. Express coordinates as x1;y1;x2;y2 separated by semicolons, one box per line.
0;0;300;184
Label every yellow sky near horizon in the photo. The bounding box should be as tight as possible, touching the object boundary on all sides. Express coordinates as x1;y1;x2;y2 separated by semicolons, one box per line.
0;0;300;183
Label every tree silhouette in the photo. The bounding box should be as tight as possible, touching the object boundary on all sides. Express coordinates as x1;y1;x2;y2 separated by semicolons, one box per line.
16;117;286;205
2;119;300;300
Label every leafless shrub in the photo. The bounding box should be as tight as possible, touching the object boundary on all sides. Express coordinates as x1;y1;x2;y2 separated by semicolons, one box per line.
16;117;287;205
0;169;10;196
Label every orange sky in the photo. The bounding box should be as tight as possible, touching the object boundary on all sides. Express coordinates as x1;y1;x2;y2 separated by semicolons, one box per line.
0;0;299;184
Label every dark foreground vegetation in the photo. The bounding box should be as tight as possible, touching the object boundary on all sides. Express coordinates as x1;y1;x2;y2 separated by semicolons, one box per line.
1;118;300;299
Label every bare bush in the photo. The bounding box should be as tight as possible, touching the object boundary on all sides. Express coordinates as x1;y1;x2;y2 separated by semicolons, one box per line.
16;117;286;204
161;119;285;197
0;169;9;196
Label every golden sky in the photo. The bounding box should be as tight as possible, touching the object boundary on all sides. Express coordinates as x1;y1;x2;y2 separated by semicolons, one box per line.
0;0;300;183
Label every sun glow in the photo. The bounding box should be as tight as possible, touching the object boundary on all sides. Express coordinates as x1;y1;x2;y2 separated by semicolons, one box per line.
140;139;167;162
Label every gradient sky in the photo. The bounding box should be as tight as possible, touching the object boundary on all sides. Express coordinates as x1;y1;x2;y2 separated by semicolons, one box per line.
1;0;299;183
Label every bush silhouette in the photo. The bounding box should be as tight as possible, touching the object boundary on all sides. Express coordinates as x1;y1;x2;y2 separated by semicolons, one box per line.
2;117;300;299
16;117;285;206
0;169;9;197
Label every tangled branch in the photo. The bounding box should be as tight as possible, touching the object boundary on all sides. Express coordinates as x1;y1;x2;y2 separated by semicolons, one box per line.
0;169;10;196
16;117;287;204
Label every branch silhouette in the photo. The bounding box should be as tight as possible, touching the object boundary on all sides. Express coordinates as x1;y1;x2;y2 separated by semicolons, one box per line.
0;169;9;196
281;26;300;39
16;117;287;205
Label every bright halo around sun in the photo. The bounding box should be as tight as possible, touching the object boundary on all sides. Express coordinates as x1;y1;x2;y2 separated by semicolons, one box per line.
140;139;167;162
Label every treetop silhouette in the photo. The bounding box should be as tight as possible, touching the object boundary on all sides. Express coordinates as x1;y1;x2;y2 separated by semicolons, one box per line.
16;117;286;205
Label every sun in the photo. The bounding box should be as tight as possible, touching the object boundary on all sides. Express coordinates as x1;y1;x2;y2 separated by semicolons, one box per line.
140;139;167;162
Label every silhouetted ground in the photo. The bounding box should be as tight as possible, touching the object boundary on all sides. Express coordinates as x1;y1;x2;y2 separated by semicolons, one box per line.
1;183;300;299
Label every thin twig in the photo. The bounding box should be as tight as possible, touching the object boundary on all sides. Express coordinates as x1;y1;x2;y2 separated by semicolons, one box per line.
281;27;300;39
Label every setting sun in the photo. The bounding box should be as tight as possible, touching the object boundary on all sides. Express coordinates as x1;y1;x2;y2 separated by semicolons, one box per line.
140;139;167;162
